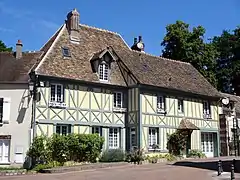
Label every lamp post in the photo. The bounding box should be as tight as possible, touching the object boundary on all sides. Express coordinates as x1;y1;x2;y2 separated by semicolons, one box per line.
28;79;37;141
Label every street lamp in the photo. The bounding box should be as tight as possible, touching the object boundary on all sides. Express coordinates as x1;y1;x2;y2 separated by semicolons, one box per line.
28;81;34;96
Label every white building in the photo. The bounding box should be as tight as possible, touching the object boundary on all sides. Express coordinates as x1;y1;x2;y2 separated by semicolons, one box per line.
0;40;41;166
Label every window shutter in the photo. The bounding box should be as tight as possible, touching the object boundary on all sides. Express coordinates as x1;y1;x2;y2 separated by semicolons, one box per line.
2;98;11;124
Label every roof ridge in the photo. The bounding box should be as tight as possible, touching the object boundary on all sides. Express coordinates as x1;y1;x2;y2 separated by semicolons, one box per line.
80;23;119;35
131;50;191;65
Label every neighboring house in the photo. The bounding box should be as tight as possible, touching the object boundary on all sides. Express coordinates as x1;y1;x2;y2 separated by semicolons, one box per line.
219;93;240;156
28;8;222;157
0;41;42;166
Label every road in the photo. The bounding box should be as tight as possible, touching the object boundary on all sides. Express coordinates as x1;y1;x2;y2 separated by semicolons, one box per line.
0;163;214;180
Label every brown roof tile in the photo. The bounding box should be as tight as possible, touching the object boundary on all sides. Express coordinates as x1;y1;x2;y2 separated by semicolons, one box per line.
178;119;200;130
34;22;221;97
0;51;42;82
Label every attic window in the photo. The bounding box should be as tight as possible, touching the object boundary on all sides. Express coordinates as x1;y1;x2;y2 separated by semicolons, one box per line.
62;47;71;57
98;61;109;81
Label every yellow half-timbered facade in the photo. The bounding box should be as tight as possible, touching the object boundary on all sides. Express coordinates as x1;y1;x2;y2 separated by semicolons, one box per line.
29;8;223;157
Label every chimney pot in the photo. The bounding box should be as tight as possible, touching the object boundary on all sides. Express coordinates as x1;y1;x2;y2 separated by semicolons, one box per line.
16;39;23;59
139;36;142;42
134;37;137;44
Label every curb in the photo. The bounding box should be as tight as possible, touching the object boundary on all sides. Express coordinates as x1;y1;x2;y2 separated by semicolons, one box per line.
0;170;36;176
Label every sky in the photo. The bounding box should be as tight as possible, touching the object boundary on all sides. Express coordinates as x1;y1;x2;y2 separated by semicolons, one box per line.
0;0;239;56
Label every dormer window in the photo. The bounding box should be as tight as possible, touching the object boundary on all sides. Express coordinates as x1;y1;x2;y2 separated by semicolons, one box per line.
98;61;109;81
62;47;71;57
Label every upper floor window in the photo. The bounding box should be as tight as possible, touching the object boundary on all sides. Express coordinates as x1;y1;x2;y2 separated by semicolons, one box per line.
92;126;102;136
50;84;64;102
114;92;123;108
98;62;109;81
0;98;3;123
178;99;184;113
56;124;71;136
62;47;71;57
203;101;211;119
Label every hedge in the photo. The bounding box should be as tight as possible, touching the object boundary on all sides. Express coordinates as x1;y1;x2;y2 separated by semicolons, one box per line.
27;133;104;168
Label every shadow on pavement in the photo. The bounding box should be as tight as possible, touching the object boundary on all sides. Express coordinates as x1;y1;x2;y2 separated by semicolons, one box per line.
172;159;240;173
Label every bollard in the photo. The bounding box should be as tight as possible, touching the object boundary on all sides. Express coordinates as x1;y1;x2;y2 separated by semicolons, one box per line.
219;160;223;173
231;164;235;180
217;160;222;176
233;159;236;172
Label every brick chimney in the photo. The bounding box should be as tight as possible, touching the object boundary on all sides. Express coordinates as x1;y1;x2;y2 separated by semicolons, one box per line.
66;8;80;42
16;40;23;59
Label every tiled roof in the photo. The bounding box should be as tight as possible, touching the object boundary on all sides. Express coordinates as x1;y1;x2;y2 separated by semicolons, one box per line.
0;51;42;83
178;119;200;130
34;21;221;97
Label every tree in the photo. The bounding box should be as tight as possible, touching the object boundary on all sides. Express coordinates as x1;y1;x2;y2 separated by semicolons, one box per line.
161;20;218;87
0;40;12;52
212;27;240;93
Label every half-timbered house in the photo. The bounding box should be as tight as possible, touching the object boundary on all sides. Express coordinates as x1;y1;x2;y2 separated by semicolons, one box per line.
29;8;222;157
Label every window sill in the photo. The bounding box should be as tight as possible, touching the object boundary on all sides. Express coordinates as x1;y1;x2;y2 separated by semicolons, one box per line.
178;111;184;116
48;101;66;109
113;107;127;113
0;162;11;165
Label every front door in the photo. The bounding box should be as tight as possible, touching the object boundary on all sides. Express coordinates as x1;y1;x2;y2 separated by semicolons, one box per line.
201;132;214;157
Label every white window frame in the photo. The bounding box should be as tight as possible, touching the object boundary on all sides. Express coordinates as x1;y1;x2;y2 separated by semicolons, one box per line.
92;126;102;136
98;61;109;81
0;139;10;163
157;96;165;109
148;128;158;148
56;124;70;136
109;128;120;149
50;84;64;102
178;99;184;113
114;92;123;108
203;101;211;115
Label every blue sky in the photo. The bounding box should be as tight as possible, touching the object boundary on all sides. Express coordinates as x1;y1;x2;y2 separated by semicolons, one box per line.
0;0;239;56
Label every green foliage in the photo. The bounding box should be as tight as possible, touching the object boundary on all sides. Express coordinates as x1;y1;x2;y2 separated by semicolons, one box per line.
126;148;144;164
164;153;177;162
0;40;12;52
32;163;53;173
188;149;206;158
27;133;104;169
166;130;188;156
161;20;218;87
100;149;125;162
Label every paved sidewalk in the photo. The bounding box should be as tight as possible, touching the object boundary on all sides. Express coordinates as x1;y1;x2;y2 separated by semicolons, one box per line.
0;164;214;180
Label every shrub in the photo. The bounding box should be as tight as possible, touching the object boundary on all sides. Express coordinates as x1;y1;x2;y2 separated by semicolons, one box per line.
27;133;105;169
100;149;125;162
26;136;49;166
32;163;53;173
167;130;188;156
188;149;206;158
126;148;144;164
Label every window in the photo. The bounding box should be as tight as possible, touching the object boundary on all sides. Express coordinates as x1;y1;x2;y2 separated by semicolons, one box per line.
62;47;71;57
203;101;211;115
109;128;120;149
157;96;165;113
178;99;184;113
0;98;3;123
0;139;10;163
56;124;71;136
148;128;158;147
98;62;109;81
92;126;102;136
114;92;123;108
50;84;64;102
130;128;137;148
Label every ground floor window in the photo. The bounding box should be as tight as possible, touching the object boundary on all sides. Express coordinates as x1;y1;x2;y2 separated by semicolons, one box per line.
109;128;120;149
130;127;137;148
148;128;158;148
0;139;10;163
56;124;71;136
92;126;102;136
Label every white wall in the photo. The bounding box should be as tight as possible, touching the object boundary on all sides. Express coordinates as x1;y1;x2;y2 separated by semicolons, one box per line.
0;83;32;165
